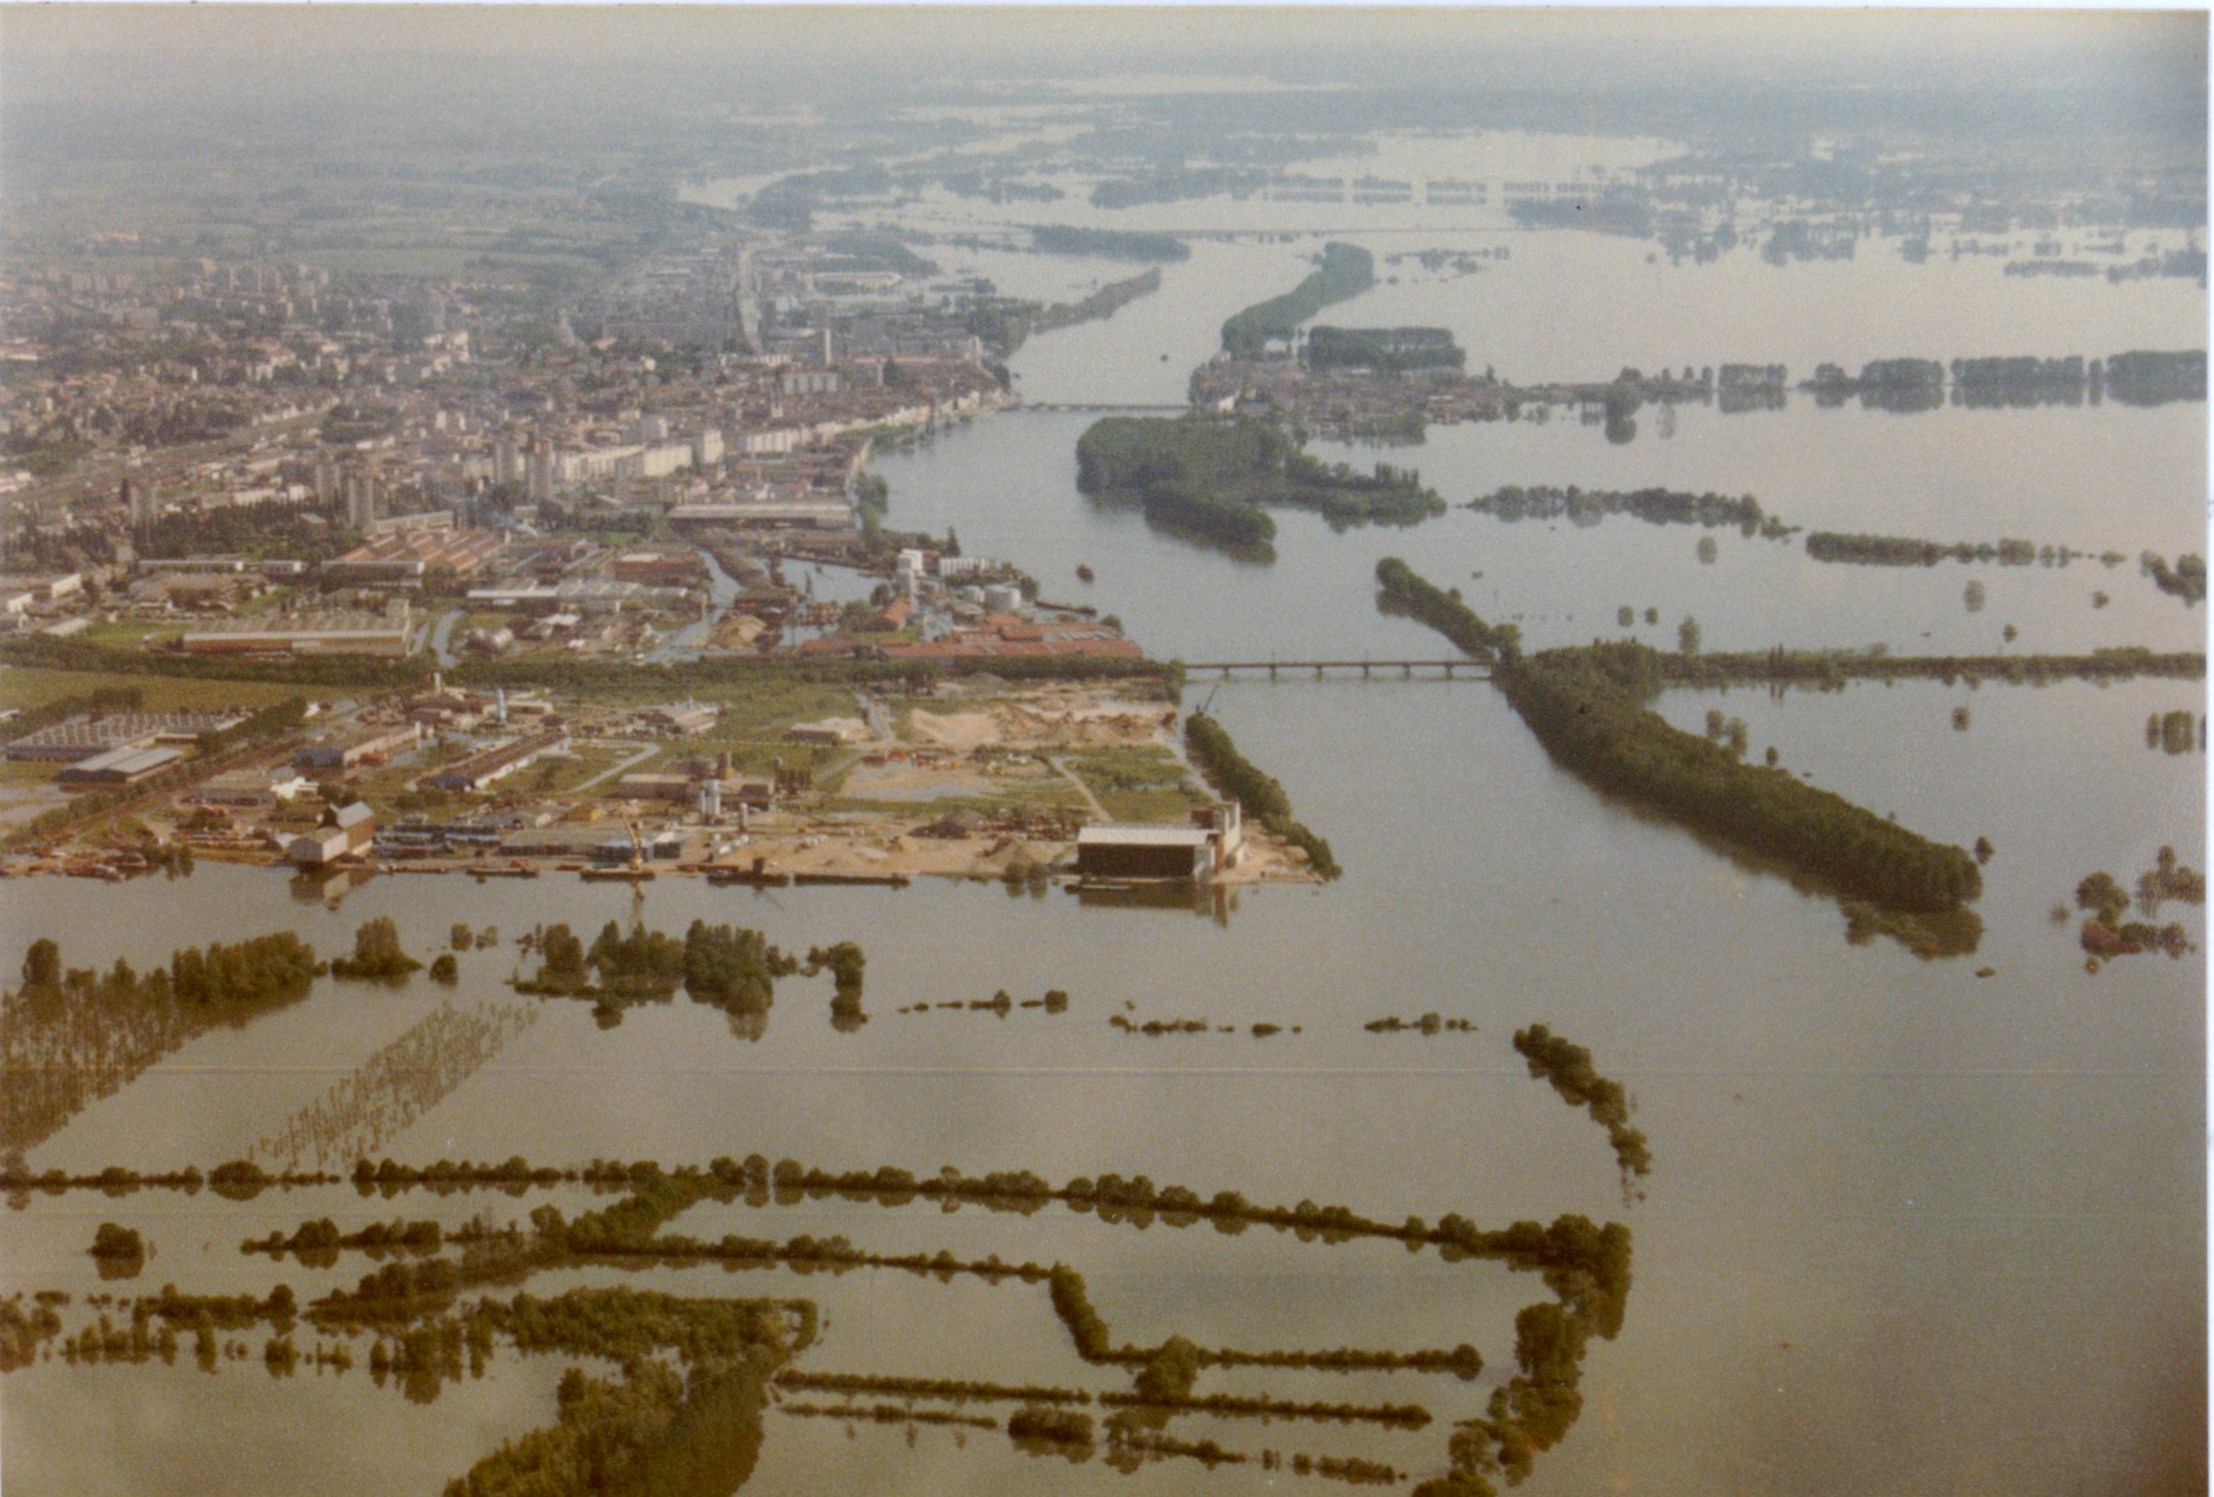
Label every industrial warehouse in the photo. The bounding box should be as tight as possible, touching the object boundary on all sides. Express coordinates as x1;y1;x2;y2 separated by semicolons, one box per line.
1075;804;1244;883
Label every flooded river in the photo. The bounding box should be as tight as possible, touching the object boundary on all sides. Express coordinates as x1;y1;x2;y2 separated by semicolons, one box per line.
4;134;2205;1497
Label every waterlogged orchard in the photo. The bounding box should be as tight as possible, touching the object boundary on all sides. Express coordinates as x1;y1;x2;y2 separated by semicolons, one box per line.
0;898;1647;1497
2;19;2208;1497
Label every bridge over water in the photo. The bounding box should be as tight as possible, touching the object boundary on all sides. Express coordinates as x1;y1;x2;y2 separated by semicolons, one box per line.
1016;402;1189;414
1180;658;1490;680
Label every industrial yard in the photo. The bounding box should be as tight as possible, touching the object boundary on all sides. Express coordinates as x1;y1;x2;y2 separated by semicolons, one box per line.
0;672;1326;888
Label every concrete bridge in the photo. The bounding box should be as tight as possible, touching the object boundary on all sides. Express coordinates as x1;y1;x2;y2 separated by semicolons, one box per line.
1180;658;1490;680
1016;403;1189;414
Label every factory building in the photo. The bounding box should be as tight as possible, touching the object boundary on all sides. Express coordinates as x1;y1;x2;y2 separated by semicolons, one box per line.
5;711;248;763
285;803;377;868
57;745;183;787
423;729;568;792
1074;803;1244;883
293;724;421;775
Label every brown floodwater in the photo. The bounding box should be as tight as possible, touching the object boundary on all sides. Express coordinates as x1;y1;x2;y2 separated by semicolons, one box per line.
4;134;2205;1496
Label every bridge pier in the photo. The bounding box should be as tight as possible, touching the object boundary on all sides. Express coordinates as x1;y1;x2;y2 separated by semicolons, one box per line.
1314;664;1325;679
1361;662;1371;678
1444;661;1456;678
1268;664;1279;680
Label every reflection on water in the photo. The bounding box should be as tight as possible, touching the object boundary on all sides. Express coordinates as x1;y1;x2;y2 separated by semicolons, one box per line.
8;1137;1630;1495
2;120;2206;1497
1071;880;1237;922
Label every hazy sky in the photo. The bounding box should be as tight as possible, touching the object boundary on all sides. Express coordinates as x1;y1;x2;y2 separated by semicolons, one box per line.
3;6;2200;82
0;4;2201;164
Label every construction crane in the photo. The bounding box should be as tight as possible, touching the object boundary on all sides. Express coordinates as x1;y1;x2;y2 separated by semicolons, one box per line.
585;818;656;882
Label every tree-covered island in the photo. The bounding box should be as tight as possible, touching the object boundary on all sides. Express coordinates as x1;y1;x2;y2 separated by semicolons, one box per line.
1077;417;1444;559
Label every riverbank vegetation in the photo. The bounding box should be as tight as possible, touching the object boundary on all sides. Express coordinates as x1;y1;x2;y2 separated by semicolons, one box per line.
1032;270;1161;337
1496;643;1982;914
1221;243;1374;357
1375;559;1983;924
1373;558;1520;659
985;269;1166;357
1184;711;1340;878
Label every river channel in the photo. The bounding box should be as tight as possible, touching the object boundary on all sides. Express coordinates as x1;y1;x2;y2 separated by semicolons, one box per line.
3;134;2205;1497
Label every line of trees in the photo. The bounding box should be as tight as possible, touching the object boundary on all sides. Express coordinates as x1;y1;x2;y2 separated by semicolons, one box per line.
253;1001;536;1171
1184;712;1340;879
1496;643;1982;913
1031;226;1190;262
0;685;145;743
0;633;430;692
1373;560;1983;914
1029;267;1163;337
1660;645;2203;691
1221;243;1376;357
517;920;809;1025
1511;1024;1652;1184
33;1149;1633;1491
1805;532;2058;567
1373;557;1521;659
1306;325;1465;374
5;931;323;1152
194;697;310;757
777;1369;1092;1405
1468;485;1789;538
0;633;1177;706
2107;350;2206;406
